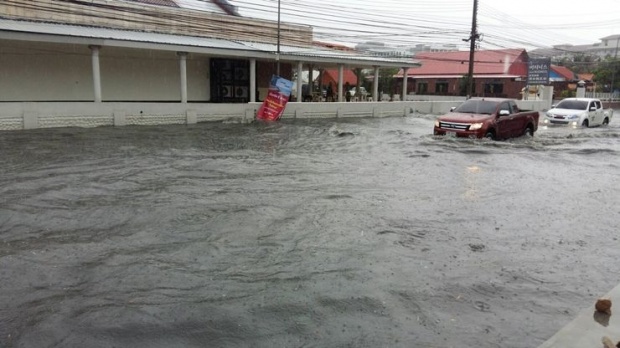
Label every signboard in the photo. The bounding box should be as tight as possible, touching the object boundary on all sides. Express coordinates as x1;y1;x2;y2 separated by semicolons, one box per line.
527;58;551;85
256;75;293;121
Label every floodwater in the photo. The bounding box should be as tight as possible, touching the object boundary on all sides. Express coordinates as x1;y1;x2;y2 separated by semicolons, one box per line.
1;112;619;348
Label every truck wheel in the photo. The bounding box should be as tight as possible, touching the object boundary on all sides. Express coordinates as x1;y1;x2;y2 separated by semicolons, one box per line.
524;125;534;137
603;117;609;125
582;119;589;127
484;131;495;140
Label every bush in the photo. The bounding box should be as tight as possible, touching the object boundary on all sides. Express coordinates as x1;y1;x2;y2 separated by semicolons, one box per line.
560;90;576;98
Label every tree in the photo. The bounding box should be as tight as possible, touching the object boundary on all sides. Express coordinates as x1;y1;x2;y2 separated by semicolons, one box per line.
377;68;399;98
459;75;472;96
561;54;599;74
593;56;620;92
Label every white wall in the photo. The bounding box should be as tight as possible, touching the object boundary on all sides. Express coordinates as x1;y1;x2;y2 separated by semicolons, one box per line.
0;40;210;102
0;99;551;131
0;40;94;101
99;47;209;101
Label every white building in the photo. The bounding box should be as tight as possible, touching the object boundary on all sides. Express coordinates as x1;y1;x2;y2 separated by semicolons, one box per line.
0;0;420;130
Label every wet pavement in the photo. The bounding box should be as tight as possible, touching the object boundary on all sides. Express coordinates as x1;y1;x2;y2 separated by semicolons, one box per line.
1;112;619;347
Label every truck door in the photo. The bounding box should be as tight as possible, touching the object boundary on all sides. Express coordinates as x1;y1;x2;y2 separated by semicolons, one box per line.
594;100;603;125
587;100;601;125
495;102;518;138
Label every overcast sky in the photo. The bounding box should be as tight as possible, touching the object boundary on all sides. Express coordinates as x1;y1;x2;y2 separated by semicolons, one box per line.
229;0;620;51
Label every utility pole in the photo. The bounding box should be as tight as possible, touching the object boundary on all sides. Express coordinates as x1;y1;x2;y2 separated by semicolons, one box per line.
276;0;281;76
465;0;479;99
610;36;619;100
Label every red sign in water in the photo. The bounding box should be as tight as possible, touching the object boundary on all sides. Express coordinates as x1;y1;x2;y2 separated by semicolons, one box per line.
256;75;293;121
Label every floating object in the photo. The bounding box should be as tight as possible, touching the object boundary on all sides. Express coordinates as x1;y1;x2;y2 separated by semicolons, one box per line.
601;336;616;348
596;299;612;314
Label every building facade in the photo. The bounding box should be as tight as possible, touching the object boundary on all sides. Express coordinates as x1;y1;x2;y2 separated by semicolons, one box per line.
0;0;421;130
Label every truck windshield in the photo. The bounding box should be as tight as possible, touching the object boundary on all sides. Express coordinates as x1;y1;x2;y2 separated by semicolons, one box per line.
453;100;498;114
555;100;588;110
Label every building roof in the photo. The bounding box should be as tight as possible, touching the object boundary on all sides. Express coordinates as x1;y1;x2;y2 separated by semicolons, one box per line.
551;65;576;80
124;0;239;15
396;48;528;78
125;0;179;7
578;73;595;82
0;19;420;69
321;69;358;86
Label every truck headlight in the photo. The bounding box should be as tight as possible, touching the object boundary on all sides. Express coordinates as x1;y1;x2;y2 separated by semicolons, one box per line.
469;123;483;130
568;114;579;119
434;120;440;127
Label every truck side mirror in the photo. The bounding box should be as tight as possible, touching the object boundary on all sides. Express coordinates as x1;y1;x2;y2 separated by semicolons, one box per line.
450;106;456;112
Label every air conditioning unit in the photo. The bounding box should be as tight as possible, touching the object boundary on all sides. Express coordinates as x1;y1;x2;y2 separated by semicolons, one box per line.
235;86;248;98
221;85;233;98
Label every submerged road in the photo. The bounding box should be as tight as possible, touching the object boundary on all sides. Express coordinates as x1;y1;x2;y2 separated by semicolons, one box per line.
1;112;619;347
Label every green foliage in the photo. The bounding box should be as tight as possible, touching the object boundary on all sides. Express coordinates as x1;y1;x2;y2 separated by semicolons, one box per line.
560;89;575;98
377;68;400;96
593;56;620;92
459;75;471;96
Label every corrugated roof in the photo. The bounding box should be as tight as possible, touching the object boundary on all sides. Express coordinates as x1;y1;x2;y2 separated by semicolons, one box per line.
240;41;417;65
396;48;528;77
0;19;420;67
174;0;227;14
0;19;259;50
124;0;179;7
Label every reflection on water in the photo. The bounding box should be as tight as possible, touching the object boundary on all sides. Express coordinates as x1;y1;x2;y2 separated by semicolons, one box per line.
1;114;620;347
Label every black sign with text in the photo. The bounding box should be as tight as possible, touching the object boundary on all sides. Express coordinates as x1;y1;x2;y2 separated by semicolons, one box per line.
527;58;551;85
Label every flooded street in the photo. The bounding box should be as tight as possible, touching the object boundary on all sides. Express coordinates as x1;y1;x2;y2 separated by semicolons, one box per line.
1;112;620;348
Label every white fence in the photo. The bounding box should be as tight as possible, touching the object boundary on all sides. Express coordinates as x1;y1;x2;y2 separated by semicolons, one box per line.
585;92;620;101
0;99;551;131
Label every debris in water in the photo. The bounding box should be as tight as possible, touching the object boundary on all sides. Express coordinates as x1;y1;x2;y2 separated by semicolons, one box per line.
595;299;612;314
601;336;615;348
468;243;485;252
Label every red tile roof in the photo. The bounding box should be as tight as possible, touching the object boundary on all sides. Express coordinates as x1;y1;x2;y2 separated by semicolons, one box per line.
321;69;358;86
397;48;528;77
578;73;594;82
551;65;576;80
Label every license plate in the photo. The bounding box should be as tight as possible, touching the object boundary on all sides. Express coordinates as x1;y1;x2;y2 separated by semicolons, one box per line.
446;131;456;137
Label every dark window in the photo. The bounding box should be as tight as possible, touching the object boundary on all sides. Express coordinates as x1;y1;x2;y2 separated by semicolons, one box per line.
483;82;504;95
435;81;449;94
499;102;512;114
453;99;498;114
210;58;250;103
555;100;588;110
417;82;428;94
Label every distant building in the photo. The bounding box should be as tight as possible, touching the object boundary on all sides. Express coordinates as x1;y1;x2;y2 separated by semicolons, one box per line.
0;0;419;129
355;41;457;58
393;48;579;99
530;34;620;60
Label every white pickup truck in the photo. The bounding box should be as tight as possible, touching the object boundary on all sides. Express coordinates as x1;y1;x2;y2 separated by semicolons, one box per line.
543;97;614;127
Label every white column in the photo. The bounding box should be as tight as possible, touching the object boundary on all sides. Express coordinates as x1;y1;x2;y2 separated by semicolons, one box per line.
89;45;102;103
373;66;380;102
296;61;303;102
338;64;344;102
178;52;188;103
250;58;256;102
401;68;409;102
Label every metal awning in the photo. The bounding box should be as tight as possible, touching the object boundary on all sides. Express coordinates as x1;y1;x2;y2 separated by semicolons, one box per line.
0;19;420;68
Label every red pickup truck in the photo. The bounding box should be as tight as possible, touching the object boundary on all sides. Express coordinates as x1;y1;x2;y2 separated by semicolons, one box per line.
433;98;540;140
